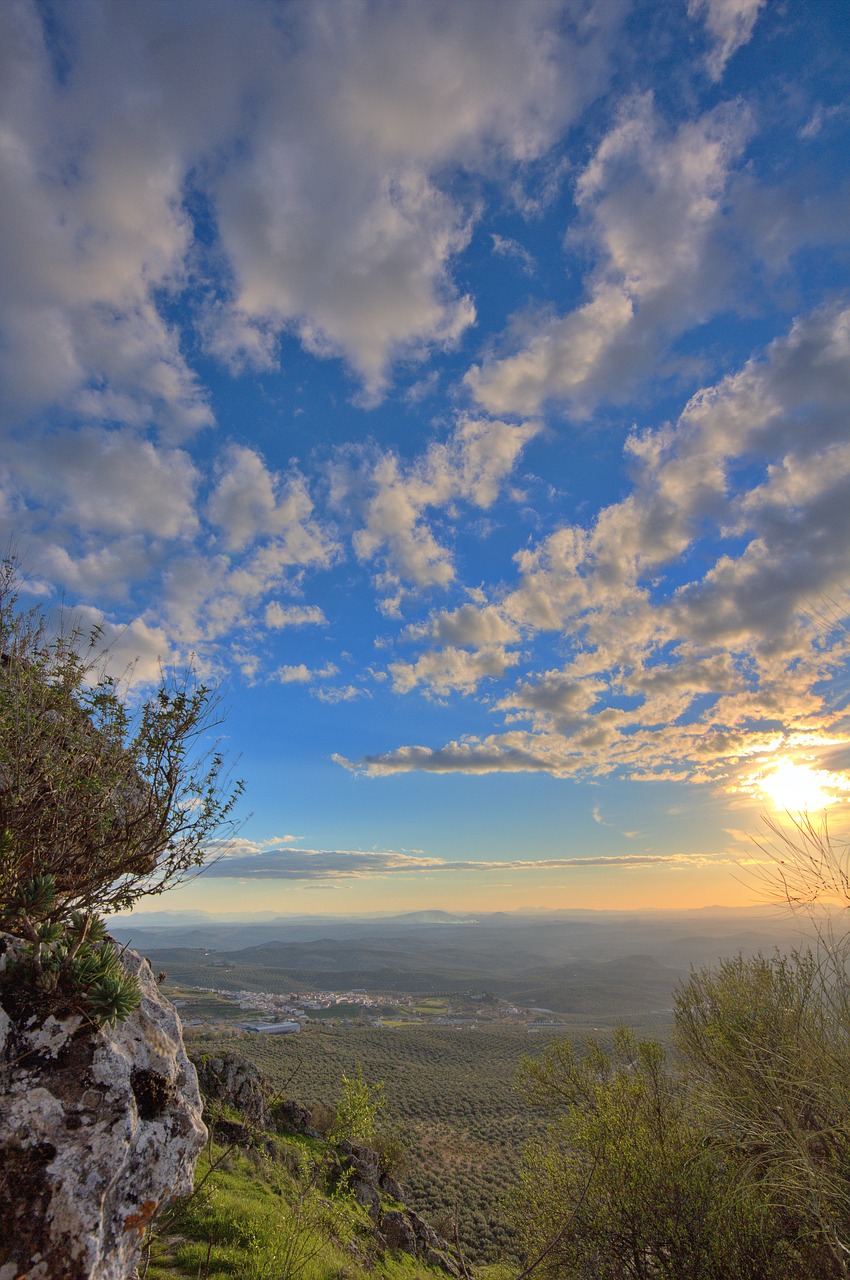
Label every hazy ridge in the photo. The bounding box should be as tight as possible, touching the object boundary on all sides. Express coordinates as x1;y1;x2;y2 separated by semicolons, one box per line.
112;908;811;1016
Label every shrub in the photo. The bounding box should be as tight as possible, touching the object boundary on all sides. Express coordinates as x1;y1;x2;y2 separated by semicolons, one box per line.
0;556;243;1021
0;557;243;921
514;1026;784;1280
510;814;850;1280
329;1065;385;1148
676;950;850;1278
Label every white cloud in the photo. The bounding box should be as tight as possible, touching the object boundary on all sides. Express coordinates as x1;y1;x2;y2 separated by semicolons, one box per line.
466;95;751;415
159;522;336;649
348;304;850;790
8;426;198;540
491;234;535;273
0;0;616;669
341;415;538;612
312;684;368;705
208;446;334;561
389;645;521;696
204;0;623;398
264;602;328;629
0;0;623;431
69;606;176;686
273;664;313;685
402;603;520;648
688;0;766;80
0;2;213;437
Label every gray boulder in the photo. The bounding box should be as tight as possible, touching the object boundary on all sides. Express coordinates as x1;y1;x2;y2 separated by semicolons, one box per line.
0;938;206;1280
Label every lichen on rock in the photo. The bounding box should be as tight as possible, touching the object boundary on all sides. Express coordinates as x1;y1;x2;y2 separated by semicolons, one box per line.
0;936;206;1280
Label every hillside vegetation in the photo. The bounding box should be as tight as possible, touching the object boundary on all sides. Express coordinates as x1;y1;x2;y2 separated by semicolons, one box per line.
144;1054;465;1280
187;1022;567;1264
184;818;850;1277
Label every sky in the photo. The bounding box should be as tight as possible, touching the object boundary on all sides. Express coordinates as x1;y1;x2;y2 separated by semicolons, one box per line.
3;0;850;915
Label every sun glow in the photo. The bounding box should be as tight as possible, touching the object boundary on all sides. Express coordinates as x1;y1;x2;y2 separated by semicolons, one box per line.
757;761;840;814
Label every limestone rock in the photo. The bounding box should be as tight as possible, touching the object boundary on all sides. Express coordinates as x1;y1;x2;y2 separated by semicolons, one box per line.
0;936;206;1280
381;1208;418;1253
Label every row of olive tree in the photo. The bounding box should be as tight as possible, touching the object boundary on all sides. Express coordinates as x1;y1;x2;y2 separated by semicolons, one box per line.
0;557;243;1024
514;819;850;1280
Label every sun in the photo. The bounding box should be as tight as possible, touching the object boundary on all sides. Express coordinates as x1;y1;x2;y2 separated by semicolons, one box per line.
757;761;838;814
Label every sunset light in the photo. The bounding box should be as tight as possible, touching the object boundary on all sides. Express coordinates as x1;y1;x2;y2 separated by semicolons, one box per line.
757;762;840;815
1;0;848;913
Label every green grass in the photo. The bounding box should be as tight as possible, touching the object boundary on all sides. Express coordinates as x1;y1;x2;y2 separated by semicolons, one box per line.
146;1141;444;1280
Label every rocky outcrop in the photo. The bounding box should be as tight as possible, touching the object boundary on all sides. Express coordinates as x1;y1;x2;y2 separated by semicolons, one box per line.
0;937;206;1280
192;1051;322;1152
335;1138;461;1276
189;1050;461;1277
193;1051;271;1128
273;1097;321;1139
381;1208;463;1274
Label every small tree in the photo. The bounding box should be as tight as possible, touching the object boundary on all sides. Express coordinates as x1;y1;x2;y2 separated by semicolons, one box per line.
0;558;243;1021
329;1065;385;1148
0;559;243;921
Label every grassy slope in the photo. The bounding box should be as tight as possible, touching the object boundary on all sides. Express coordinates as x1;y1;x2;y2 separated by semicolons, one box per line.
146;1134;469;1280
185;1021;672;1264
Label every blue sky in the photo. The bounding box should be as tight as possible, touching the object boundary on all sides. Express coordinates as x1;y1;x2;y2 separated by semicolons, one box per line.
3;0;850;913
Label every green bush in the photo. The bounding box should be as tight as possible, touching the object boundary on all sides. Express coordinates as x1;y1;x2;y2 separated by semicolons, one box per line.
0;556;242;1023
676;950;850;1278
514;1026;784;1280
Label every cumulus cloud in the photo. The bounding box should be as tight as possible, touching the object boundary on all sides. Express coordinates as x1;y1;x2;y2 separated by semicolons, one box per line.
67;606;177;686
402;603;521;648
338;415;538;612
157;519;337;650
0;0;619;421
208;446;333;560
466;95;751;415
0;2;213;437
204;0;621;398
313;684;368;705
389;645;521;696
269;665;365;708
7;427;198;540
0;0;615;664
272;664;316;685
265;602;328;629
347;304;850;790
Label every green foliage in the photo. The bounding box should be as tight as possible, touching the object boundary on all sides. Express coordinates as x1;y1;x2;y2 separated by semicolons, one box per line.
192;1022;568;1264
148;1144;342;1280
0;555;242;1025
0;556;243;923
329;1065;385;1147
146;1138;443;1280
0;867;141;1025
676;949;850;1278
515;1027;783;1280
512;951;850;1278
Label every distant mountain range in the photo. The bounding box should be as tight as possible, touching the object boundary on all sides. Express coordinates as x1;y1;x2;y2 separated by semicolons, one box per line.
109;907;816;1017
